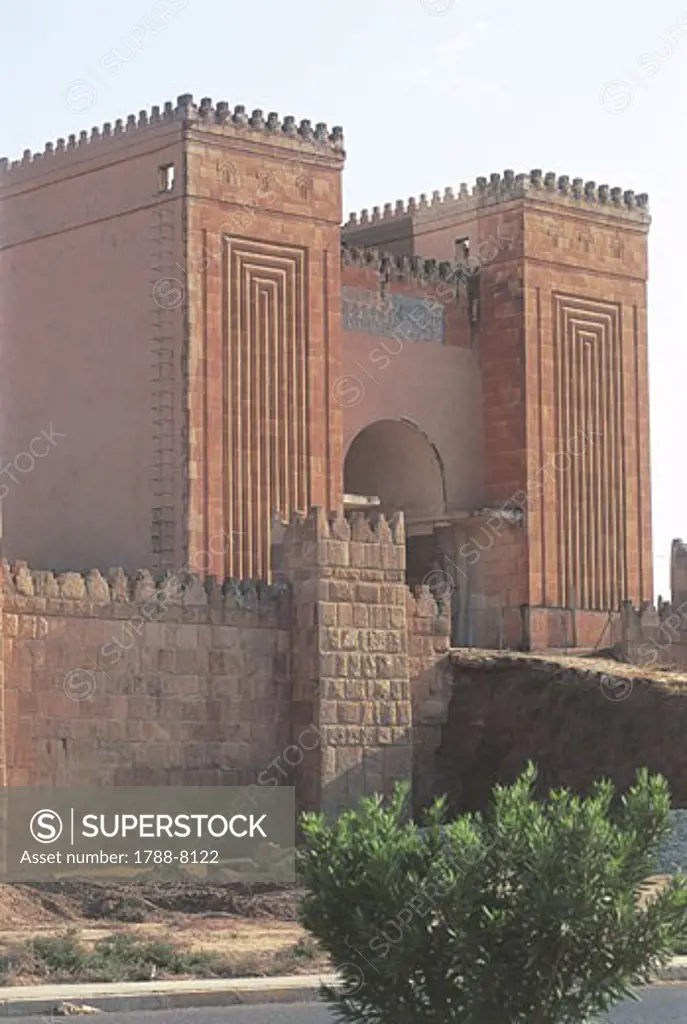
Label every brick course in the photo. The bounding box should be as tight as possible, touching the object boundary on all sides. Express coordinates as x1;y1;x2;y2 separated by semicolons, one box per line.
0;509;451;813
0;96;653;655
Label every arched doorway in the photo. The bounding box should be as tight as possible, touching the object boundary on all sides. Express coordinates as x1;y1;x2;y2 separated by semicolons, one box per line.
343;418;455;593
344;418;446;523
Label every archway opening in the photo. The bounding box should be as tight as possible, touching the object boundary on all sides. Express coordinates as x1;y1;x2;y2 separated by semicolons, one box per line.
343;419;447;590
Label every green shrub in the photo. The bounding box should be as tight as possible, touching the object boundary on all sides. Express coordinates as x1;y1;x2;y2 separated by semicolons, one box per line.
87;933;222;981
28;930;87;975
20;930;222;983
299;764;687;1023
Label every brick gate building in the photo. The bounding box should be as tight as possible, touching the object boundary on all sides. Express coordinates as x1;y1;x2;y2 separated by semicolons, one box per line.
0;93;653;652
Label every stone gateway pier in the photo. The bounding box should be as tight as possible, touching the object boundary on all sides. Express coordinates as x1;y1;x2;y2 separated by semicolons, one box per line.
0;89;671;812
0;509;451;815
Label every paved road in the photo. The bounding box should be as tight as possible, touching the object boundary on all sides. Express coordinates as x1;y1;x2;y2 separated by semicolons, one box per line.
5;984;687;1023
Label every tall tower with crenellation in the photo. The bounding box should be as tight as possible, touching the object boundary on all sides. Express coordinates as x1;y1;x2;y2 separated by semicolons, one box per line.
343;171;652;648
0;95;345;579
0;95;654;650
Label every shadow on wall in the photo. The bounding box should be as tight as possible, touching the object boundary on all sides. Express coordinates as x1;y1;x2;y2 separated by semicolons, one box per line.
344;418;447;522
433;654;687;814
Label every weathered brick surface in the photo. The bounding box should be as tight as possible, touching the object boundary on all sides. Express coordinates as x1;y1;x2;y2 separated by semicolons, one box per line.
184;117;344;582
343;175;652;632
274;508;413;815
406;589;451;810
0;561;291;787
436;650;687;812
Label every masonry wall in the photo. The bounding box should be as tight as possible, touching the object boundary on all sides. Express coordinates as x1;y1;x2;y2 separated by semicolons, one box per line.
184;109;345;582
339;252;484;514
344;175;652;649
672;540;687;608
407;588;452;810
436;651;687;812
0;509;453;814
522;191;652;647
1;561;291;787
611;543;687;672
620;601;687;672
274;508;413;817
0;113;186;574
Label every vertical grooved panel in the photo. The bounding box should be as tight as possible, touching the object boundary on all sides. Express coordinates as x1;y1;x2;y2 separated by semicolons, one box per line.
633;306;643;597
536;288;546;604
585;339;597;606
223;238;308;579
222;241;231;579
554;294;623;610
591;334;603;608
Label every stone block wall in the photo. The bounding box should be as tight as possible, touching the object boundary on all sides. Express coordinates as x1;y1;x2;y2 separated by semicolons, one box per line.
407;589;452;810
437;650;687;813
620;601;687;672
1;562;291;787
274;508;414;817
672;540;687;609
617;542;687;672
0;509;453;815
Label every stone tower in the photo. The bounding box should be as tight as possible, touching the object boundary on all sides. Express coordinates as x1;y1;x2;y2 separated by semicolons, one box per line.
343;171;652;647
1;101;654;650
183;99;345;580
0;95;345;579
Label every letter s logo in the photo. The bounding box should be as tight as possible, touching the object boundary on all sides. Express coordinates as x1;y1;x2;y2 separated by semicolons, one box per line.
30;809;63;844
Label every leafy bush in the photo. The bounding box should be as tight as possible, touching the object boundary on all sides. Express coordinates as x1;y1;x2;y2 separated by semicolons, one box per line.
18;930;222;983
299;764;687;1023
28;930;87;976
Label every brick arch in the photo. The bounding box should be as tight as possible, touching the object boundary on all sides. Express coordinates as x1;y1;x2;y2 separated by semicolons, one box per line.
343;418;447;522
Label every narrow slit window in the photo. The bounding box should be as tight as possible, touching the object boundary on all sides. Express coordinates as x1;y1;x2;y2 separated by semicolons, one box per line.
455;236;470;259
159;163;175;192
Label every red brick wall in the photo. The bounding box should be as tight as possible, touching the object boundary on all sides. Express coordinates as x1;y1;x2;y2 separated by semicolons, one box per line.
1;562;291;787
0;113;186;574
523;198;651;616
184;116;345;581
343;176;652;636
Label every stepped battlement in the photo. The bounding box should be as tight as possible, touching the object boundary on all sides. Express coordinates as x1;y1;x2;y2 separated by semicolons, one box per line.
0;93;345;185
271;506;406;546
1;560;287;613
343;169;650;231
341;243;462;287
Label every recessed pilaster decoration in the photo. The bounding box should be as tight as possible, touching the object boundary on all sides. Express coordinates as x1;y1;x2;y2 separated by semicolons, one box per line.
553;293;624;610
222;238;309;579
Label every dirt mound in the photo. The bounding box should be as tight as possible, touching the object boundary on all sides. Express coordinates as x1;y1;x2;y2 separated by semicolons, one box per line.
14;880;301;924
139;881;301;919
0;885;78;928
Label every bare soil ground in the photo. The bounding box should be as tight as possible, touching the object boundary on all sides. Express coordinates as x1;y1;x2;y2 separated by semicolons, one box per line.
0;880;331;985
0;876;673;985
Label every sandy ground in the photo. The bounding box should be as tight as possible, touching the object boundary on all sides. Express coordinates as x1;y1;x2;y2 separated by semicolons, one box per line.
0;880;331;984
0;876;673;985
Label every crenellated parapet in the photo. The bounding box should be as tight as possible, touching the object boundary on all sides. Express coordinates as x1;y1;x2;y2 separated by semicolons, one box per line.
343;169;650;232
1;559;288;621
341;243;461;287
271;505;405;546
0;93;345;185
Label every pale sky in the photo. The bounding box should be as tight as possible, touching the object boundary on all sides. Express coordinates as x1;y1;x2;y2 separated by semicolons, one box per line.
1;0;684;599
